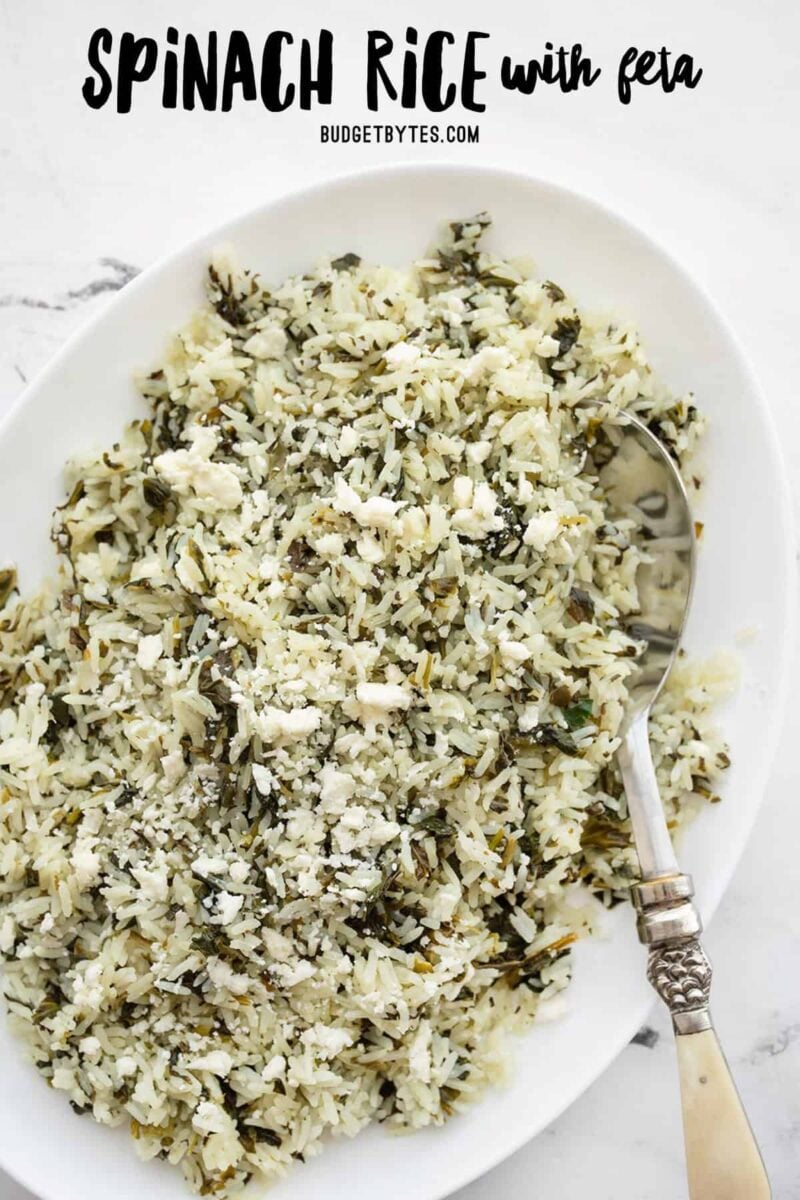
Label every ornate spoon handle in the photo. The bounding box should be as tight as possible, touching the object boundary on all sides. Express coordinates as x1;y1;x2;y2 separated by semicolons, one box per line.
632;875;771;1200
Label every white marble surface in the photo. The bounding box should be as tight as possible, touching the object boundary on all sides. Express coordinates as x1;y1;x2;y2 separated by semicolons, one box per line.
1;1;799;1197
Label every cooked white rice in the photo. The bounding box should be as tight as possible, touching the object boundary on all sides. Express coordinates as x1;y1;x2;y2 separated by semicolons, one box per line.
0;215;732;1194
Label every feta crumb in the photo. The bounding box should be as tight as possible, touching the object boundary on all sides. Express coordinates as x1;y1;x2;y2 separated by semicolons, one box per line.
332;476;404;528
272;959;316;988
154;428;242;512
72;842;102;889
466;440;492;465
136;633;163;671
132;863;169;903
261;1054;286;1082
214;892;244;926
523;511;561;551
315;532;345;557
472;481;497;519
301;1024;353;1059
72;960;105;1010
188;1050;233;1076
251;763;276;795
116;1055;137;1078
384;341;420;369
261;705;322;742
356;496;401;528
193;854;226;875
160;750;186;785
79;1036;102;1059
228;860;249;884
338;426;359;455
498;639;529;666
192;1100;231;1135
319;765;357;811
206;958;250;996
355;682;412;716
242;327;287;360
452;476;473;508
461;345;511;383
452;477;501;539
355;532;384;563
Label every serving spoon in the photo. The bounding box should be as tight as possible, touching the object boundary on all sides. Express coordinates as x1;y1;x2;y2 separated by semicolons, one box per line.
596;412;771;1200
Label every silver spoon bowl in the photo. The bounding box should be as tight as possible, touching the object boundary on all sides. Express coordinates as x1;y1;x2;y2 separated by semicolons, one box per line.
596;412;695;723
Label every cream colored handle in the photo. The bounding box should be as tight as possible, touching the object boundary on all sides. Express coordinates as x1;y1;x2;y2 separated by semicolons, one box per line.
676;1028;771;1199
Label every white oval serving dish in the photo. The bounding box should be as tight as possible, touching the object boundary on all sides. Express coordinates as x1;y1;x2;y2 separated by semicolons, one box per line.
0;165;793;1200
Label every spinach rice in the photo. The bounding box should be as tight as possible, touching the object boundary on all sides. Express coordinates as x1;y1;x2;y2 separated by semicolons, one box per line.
0;215;732;1194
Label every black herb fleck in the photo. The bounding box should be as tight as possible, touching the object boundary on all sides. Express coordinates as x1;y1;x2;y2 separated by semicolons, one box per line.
143;476;173;509
553;316;581;357
331;253;361;272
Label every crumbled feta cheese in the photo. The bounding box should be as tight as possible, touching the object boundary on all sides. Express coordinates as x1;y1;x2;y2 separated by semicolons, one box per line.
51;1067;77;1092
206;958;250;996
261;1054;286;1082
116;1055;137;1078
136;633;163;671
72;842;101;889
355;682;412;718
228;860;249;884
384;341;420;369
301;1024;353;1059
262;928;294;961
161;750;186;785
188;1050;233;1076
355;532;384;563
251;763;276;795
338;426;359;455
192;1100;232;1135
72;960;105;1010
258;555;279;581
356;496;401;528
214;892;244;926
452;476;473;508
79;1036;102;1059
261;705;322;742
472;481;497;519
154;427;242;512
319;765;356;811
272;959;316;988
523;510;561;551
332;476;403;529
315;532;345;557
132;864;169;903
452;477;502;539
193;854;226;875
461;345;511;383
498;639;529;666
466;440;492;465
242;326;287;360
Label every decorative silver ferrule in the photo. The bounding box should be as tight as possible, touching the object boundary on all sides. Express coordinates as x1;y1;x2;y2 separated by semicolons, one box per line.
631;873;713;1035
